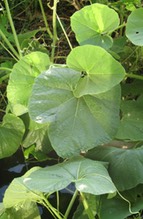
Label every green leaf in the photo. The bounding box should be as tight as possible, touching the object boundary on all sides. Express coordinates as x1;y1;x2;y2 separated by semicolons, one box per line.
5;202;41;219
29;67;121;157
67;45;125;97
3;167;42;209
86;146;143;191
99;195;132;219
116;96;143;141
71;3;120;49
126;8;143;46
23;157;116;195
0;114;25;159
7;51;50;116
99;193;143;219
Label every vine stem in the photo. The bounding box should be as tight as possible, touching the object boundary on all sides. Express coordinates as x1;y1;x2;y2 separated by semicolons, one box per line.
0;31;19;61
4;0;22;59
64;189;78;219
80;192;95;219
51;0;59;63
117;191;139;215
38;0;53;39
56;14;73;50
125;73;143;80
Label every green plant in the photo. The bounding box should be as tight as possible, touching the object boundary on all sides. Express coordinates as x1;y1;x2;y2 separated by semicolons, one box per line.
1;1;143;219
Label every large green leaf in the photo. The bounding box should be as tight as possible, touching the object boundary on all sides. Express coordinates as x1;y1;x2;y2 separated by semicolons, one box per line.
29;67;121;157
67;45;125;97
86;146;143;191
116;96;143;141
0;114;25;159
71;3;120;49
7;52;50;116
23;157;116;195
126;8;143;46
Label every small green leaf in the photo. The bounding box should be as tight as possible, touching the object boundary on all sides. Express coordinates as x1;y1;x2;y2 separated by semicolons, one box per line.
71;3;120;49
23;157;116;195
7;52;50;116
126;8;143;46
86;146;143;191
0;114;25;159
67;45;125;97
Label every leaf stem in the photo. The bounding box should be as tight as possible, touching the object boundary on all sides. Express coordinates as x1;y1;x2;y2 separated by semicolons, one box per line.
4;0;22;59
51;0;59;63
38;0;53;39
108;23;126;35
80;192;95;219
125;73;143;80
64;189;78;219
42;194;64;219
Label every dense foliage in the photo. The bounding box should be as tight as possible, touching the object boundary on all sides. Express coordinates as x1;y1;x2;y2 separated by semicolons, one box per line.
0;0;143;218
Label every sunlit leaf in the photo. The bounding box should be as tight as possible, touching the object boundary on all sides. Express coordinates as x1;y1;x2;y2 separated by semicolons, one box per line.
71;3;120;49
3;167;42;209
67;45;125;97
7;52;50;116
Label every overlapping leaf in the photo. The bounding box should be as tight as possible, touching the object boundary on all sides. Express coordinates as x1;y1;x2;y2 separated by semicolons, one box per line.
29;67;121;157
71;3;120;49
0;114;25;159
3;167;42;209
7;52;50;116
116;96;143;141
67;45;125;97
23;157;116;195
126;8;143;46
86;146;143;191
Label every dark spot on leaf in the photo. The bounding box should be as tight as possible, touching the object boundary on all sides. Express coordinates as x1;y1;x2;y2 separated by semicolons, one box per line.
136;31;139;34
81;71;87;78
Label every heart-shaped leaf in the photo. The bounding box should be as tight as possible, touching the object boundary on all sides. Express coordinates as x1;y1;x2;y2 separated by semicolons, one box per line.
23;157;116;195
28;67;121;158
86;146;143;191
126;8;143;46
71;3;120;49
67;45;125;97
7;52;50;116
0;114;25;159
